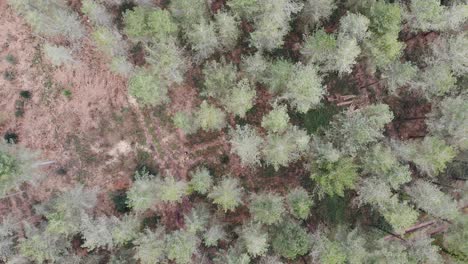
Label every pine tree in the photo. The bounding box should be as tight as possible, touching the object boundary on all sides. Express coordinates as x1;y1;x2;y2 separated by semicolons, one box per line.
208;177;244;212
189;167;213;195
202;59;237;99
229;125;264;167
111;214;141;246
80;214;116;251
195;101;226;132
239;222;269;257
300;0;337;28
165;230;198;264
286;187;313;220
271;219;311;259
249;192;285;225
126;170;160;211
133;228;166;264
261;104;290;133
262;59;294;94
222;78;256;118
339;13;370;41
184;204;210;234
187;21;219;63
310;156;358;198
215;12;241;50
159;175;188;203
203;224;227;247
128;70;169;107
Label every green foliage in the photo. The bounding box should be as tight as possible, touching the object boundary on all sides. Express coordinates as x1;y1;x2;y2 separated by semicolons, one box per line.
189;167;213;195
406;180;459;220
262;126;310;170
361;144;412;189
249;192;285;225
310;157;358;198
10;0;85;41
427;95;467;150
111;214;140;246
145;39;187;84
407;0;444;32
208;177;244;212
381;61;417;94
43;185;97;236
187;21;219;63
184;204;210;234
229;125;264;167
418;64;456;99
124;7;177;40
222;78;256;118
430;33;468;76
286;187;313;220
81;0;112;27
394;136;456;177
368;1;402;36
92;27;125;58
249;0;303;51
19;226;70;264
301;0;337;28
339;13;370;41
334;227;370;264
169;0;209;30
261;104;290;133
43;44;75;66
133;228;166;264
239;222;269;257
215;12;241;50
444;216;468;260
285;63;325;113
408;235;443;264
262;59;294;94
165;230;198;264
159;175;188;203
310;232;347;264
366;33;404;69
241;52;268;82
334;36;361;75
302;29;337;70
228;0;261;19
126;170;159;211
214;244;251;264
203;224;227;247
195;101;226;132
271;219;311;259
80;215;116;250
128;70;169;107
173;111;197;134
326;104;394;155
0;142;40;196
202;59;237;99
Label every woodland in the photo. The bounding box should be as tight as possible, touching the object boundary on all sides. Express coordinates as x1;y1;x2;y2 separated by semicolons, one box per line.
0;0;467;263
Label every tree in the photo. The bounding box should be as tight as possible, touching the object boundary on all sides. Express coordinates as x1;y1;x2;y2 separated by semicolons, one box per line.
145;40;187;85
360;144;412;189
393;136;456;177
165;230;198;264
19;225;70;264
133;228;166;264
284;63;325;113
189;167;213;195
208;177;244;212
262;126;310;170
203;224;227;247
417;64;456;99
42;185;98;236
128;70;169;107
443;215;468;261
214;244;251;264
430;33;468;76
366;33;404;69
381;61;418;94
249;192;285;225
124;7;178;40
229;125;264;167
111;214;140;246
183;204;210;234
126;170;160;211
261;104;290;133
286;187;313;220
300;0;337;28
80;215;116;251
0;142;40;196
310;231;347;264
310;156;358;198
239;222;269;257
9;0;85;41
427;95;467;150
81;0;113;27
368;1;402;36
334;227;370;264
169;0;209;31
271;219;311;259
195;101;226;132
202;59;237;99
249;0;303;51
301;29;337;71
227;0;261;19
187;21;219;63
406;0;444;32
408;235;443;264
326;104;394;155
158;175;188;203
262;59;295;94
406;180;459;220
334;36;361;75
222;78;256;118
241;52;268;82
215;12;241;50
339;13;370;42
173;111;198;134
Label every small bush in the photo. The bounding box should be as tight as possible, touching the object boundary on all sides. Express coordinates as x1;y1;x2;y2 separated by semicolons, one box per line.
43;44;75;66
5;54;17;65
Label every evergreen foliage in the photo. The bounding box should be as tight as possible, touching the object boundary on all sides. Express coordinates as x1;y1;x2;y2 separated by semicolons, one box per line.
208;177;244;212
271;219;311;259
195;101;226;132
229;125;264;167
249;192;285;225
189;167;213;195
286;187;313;220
